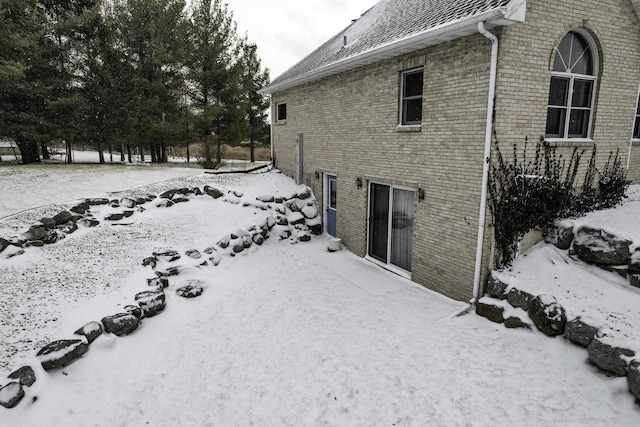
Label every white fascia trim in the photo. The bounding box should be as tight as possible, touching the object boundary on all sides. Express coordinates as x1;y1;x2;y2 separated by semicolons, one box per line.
259;4;526;95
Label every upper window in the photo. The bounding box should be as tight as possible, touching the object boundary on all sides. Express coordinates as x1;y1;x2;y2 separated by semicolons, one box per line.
276;102;287;122
545;31;598;139
633;93;640;140
400;69;423;126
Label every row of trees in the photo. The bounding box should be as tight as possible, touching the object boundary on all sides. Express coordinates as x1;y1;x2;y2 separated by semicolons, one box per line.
0;0;270;165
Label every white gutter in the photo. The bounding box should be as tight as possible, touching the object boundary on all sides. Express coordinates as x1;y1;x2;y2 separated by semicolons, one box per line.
269;96;275;164
260;8;512;95
471;22;499;305
627;84;640;170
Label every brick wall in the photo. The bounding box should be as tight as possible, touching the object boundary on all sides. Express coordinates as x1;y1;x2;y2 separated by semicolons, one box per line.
270;2;640;301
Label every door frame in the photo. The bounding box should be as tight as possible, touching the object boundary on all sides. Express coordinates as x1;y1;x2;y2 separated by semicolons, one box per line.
365;180;415;279
324;173;337;236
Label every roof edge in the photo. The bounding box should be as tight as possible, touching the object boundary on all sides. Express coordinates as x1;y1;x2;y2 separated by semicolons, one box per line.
260;3;526;95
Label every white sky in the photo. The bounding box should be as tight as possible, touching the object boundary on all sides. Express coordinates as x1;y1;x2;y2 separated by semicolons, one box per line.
223;0;378;80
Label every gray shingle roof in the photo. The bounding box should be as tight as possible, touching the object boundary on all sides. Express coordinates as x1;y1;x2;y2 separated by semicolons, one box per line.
266;0;513;92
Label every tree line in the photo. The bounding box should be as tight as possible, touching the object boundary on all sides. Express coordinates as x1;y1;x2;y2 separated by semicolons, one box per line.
0;0;270;165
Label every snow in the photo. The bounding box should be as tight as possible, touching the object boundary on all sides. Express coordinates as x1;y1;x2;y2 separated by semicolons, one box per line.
1;168;639;424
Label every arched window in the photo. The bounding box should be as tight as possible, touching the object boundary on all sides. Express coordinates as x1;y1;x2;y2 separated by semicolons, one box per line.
545;30;599;139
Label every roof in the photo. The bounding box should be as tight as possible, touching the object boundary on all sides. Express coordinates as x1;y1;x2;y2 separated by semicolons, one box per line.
261;0;527;94
634;0;640;19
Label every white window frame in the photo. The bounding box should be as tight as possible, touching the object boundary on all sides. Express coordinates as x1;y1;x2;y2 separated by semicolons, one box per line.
545;29;599;142
399;68;424;127
633;91;640;142
365;180;416;279
276;102;287;123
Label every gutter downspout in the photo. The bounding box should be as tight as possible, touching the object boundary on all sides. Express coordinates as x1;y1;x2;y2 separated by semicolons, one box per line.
442;22;498;321
269;96;275;166
627;84;640;170
472;22;499;305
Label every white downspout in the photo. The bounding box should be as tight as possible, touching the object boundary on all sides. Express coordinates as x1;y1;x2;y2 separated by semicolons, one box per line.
442;22;498;321
627;85;640;170
269;97;275;165
471;22;499;304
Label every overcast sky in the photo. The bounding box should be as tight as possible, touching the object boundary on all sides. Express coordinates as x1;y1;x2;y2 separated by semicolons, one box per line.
223;0;378;80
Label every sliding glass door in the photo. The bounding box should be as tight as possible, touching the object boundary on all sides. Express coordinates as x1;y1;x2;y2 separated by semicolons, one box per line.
368;183;414;273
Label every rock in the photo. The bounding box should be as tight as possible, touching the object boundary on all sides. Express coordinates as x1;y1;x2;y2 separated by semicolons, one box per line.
192;187;203;196
0;238;8;253
160;189;177;199
37;339;89;370
85;198;109;206
25;241;44;248
629;250;640;273
276;216;288;226
104;213;125;221
120;197;136;208
301;206;318;219
217;235;231;249
74;321;103;344
156;199;175;208
0;382;24;409
59;221;78;234
40;217;57;229
475;300;504;324
135;290;166;317
208;252;221;266
504;316;529;329
564;319;598;348
630;274;640;289
573;226;631;265
242;235;252;249
279;229;291;240
157;267;180;277
147;276;169;289
506;288;534;311
257;195;274;203
52;211;73;225
265;216;276;230
307;218;323;235
252;234;264;245
298;232;311;242
8;366;36;387
25;226;48;241
176;282;204;298
286;200;301;212
172;195;189;204
102;313;139;336
142;257;157;268
296;186;311;200
231;190;243;198
203;186;224;199
588;338;635;377
628;360;640;401
152;249;180;262
485;273;509;300
274;196;284;204
135;197;147;205
70;202;90;214
232;240;245;254
185;249;201;259
528;295;566;337
78;218;100;227
545;222;574;250
203;247;217;255
124;305;144;320
109;199;120;208
122;210;135;218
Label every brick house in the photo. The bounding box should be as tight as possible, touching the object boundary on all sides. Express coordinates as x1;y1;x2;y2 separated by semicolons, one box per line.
260;0;640;302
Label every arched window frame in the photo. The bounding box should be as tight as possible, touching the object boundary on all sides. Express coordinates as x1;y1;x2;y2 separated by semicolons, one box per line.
545;29;600;141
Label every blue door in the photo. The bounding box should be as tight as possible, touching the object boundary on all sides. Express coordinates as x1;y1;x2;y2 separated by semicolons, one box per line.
326;175;337;237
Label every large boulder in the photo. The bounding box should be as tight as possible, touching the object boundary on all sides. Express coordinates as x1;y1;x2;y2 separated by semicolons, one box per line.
528;295;566;337
74;321;103;344
40;217;57;229
52;210;73;225
185;249;201;259
573;226;631;265
176;281;204;298
628;360;640;401
630;274;640;289
545;222;574;250
152;249;180;262
564;319;598;348
506;288;534;311
588;338;635;377
203;186;224;199
0;238;9;253
102;313;139;336
8;366;36;387
104;213;125;221
629;250;640;273
135;290;166;317
124;305;144;320
147;276;169;289
70;202;90;214
85;198;109;206
475;299;504;324
37;339;89;370
485;273;509;300
120;197;136;208
0;382;24;409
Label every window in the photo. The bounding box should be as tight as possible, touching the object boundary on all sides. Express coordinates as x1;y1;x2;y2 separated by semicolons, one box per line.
276;102;287;122
400;69;423;126
634;93;640;140
545;31;598;139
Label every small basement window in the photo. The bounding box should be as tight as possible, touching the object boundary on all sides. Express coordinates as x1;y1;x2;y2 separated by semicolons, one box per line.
276;102;287;122
400;68;423;126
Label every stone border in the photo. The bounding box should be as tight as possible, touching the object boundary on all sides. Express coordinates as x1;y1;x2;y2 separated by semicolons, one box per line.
0;183;323;409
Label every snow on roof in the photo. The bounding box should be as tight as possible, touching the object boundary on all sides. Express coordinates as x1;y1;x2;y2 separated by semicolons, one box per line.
262;0;525;94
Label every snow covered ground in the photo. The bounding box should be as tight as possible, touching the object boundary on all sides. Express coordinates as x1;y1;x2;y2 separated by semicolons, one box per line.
1;168;639;425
